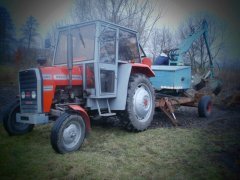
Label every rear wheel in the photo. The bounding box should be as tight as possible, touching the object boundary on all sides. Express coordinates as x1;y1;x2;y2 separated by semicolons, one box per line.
121;73;155;131
3;101;34;136
198;95;212;117
51;113;86;154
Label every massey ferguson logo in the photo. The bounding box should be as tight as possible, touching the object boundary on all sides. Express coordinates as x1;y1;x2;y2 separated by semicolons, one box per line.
25;91;31;97
42;74;82;80
25;101;33;104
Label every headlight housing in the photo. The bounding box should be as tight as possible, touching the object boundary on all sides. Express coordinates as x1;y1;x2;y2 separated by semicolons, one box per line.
31;91;36;99
21;91;25;99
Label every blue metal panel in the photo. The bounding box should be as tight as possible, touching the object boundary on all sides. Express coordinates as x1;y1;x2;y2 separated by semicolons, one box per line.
150;65;191;90
86;63;132;110
109;63;132;110
86;98;108;110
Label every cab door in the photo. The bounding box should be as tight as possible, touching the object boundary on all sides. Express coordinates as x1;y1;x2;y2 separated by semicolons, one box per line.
97;25;118;97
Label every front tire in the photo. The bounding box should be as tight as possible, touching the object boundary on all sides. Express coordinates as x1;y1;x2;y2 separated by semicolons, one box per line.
121;73;155;131
51;113;86;154
198;95;212;117
3;101;34;136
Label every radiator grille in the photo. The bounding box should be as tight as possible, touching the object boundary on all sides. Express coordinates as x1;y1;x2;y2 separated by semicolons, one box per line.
19;69;39;113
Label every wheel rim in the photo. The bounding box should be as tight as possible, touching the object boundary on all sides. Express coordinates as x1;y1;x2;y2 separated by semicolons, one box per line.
62;121;81;149
133;83;152;122
207;101;212;113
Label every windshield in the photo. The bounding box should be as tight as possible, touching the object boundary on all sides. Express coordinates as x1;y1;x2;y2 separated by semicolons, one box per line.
54;24;96;65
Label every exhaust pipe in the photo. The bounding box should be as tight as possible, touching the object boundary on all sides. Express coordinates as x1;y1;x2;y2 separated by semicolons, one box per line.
67;32;73;88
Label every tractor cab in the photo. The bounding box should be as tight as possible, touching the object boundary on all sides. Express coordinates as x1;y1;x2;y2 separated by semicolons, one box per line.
53;20;141;99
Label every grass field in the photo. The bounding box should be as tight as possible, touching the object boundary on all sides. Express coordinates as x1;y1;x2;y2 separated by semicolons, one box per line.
0;119;239;180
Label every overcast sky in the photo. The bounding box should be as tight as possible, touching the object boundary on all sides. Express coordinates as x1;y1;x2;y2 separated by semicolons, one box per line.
1;0;240;57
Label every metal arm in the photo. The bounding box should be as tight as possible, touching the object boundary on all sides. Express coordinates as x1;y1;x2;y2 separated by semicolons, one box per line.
202;20;214;78
169;19;213;75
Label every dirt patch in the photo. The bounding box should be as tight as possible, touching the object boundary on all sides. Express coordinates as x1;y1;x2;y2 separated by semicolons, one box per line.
1;84;239;129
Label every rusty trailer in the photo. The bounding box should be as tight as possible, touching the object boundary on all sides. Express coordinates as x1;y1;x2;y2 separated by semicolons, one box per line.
155;89;215;126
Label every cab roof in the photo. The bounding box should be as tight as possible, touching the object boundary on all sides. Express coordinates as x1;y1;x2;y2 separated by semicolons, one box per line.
57;20;138;34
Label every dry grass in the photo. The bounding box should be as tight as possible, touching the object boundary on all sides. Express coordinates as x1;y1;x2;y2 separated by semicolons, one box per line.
213;67;240;106
219;69;240;90
0;65;18;85
0;48;51;85
0;122;237;179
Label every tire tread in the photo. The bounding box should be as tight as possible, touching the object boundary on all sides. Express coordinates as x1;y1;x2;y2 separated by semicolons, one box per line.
121;73;155;131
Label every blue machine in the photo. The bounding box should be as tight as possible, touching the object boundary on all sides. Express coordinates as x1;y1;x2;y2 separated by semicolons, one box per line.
150;65;191;90
146;19;222;126
150;20;220;92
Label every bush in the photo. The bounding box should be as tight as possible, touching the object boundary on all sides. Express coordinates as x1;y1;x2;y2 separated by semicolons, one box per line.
0;65;18;85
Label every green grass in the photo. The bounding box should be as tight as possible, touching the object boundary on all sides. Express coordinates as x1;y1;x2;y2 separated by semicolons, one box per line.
0;123;238;179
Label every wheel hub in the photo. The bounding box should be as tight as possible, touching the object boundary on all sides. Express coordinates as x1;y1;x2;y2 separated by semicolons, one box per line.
133;85;152;122
63;123;81;149
207;102;212;112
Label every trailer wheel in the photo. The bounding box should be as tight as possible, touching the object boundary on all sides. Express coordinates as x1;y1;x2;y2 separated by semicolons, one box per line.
51;113;86;154
122;73;155;131
3;101;34;136
198;95;212;117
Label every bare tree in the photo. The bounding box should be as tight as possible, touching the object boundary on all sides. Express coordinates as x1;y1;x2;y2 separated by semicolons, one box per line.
150;26;174;60
21;16;40;49
45;20;69;48
178;14;225;73
72;0;162;47
0;6;16;62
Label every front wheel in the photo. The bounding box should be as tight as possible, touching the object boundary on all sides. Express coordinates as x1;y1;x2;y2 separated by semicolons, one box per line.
121;73;155;131
3;101;34;136
51;113;86;154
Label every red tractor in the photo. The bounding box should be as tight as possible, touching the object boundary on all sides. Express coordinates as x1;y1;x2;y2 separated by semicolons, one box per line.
3;20;155;153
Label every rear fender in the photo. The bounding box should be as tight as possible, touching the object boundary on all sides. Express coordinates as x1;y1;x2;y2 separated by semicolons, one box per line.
109;63;154;111
68;105;91;133
131;63;155;77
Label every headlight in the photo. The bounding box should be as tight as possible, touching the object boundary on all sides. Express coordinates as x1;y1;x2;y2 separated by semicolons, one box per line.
21;91;25;99
31;91;36;99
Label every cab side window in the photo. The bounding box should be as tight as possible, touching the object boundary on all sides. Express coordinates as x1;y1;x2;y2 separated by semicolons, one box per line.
99;27;116;64
118;30;140;63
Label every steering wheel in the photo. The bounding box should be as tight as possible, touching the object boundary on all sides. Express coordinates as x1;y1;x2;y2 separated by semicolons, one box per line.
168;48;179;61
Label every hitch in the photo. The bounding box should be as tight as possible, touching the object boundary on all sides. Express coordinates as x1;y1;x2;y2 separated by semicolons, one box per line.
156;97;180;126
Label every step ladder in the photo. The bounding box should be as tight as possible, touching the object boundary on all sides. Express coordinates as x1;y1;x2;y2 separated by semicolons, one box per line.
96;99;116;117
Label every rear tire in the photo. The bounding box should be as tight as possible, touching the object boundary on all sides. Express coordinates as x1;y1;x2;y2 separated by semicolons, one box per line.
3;101;34;136
51;113;86;154
198;95;212;117
121;73;155;131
